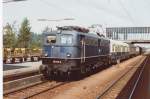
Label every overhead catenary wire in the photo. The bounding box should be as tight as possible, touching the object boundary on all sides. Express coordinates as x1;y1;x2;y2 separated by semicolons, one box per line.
117;0;135;25
3;0;27;3
38;0;75;17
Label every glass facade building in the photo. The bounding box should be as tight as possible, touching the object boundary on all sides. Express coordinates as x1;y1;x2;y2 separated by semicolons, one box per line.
106;27;150;41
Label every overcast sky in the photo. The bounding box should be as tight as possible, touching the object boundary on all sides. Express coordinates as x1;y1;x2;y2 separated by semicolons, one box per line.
3;0;150;33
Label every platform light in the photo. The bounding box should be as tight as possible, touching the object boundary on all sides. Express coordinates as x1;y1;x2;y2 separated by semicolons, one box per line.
66;53;71;57
44;53;48;57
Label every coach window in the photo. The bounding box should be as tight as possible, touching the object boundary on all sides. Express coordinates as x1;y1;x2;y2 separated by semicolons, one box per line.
119;46;120;52
46;35;56;43
127;47;129;52
123;46;125;52
115;45;117;52
124;47;126;52
112;44;115;52
118;45;120;52
120;46;122;52
117;46;119;52
116;46;118;52
125;47;128;52
61;34;73;44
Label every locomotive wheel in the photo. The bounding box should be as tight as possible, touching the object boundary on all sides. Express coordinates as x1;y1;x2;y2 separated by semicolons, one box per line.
38;57;40;61
31;57;34;62
24;58;26;62
39;65;52;79
66;71;71;80
22;58;25;62
12;58;15;64
3;60;6;64
39;65;46;74
20;58;23;63
108;60;112;65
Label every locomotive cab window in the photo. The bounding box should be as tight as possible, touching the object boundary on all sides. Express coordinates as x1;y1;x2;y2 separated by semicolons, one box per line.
61;34;73;44
46;36;56;43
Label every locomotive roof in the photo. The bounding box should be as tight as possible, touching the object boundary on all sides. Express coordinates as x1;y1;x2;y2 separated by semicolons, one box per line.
57;26;89;33
43;26;109;40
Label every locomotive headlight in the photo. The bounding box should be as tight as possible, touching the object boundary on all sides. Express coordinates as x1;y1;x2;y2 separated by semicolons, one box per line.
44;53;48;57
66;53;71;57
98;49;101;53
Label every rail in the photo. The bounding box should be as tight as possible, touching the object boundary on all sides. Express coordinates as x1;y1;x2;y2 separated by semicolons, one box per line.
4;66;40;82
128;56;149;99
3;65;43;95
96;56;148;99
22;82;68;99
4;74;44;95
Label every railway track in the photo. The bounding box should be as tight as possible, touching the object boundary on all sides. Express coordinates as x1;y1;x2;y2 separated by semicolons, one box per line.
4;56;147;99
96;55;148;99
128;56;149;99
4;68;69;99
116;55;150;99
4;73;44;95
4;66;40;82
4;71;39;82
4;79;68;99
21;82;67;99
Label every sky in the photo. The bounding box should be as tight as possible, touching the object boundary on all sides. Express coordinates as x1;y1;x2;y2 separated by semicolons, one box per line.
3;0;150;33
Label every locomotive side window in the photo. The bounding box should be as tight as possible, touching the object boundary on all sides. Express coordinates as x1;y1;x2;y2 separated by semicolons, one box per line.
112;44;115;52
46;36;56;43
61;34;73;44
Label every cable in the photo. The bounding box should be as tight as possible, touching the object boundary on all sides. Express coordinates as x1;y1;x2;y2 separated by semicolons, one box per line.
38;0;75;17
117;0;135;25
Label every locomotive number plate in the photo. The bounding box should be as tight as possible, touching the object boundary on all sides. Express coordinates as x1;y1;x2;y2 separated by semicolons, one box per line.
52;60;62;64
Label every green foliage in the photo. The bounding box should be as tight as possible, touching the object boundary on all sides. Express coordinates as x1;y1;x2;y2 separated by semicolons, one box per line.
29;33;42;49
3;18;43;49
18;18;31;48
3;23;16;48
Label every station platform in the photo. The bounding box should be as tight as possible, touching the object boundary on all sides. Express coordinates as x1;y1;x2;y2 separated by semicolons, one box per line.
3;61;42;71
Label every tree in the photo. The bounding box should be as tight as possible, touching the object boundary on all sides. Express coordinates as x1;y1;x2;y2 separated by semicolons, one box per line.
3;23;16;48
30;33;42;49
18;18;31;48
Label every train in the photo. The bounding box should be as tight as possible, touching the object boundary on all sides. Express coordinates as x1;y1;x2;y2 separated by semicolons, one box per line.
39;26;142;77
3;48;42;64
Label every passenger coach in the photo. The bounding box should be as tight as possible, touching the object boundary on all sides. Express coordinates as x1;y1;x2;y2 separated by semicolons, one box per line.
109;40;130;63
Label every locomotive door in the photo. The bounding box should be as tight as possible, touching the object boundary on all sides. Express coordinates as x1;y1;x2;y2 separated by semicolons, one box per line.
80;35;85;63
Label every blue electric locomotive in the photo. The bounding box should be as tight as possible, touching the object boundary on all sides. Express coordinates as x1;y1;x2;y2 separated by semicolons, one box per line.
40;26;110;76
